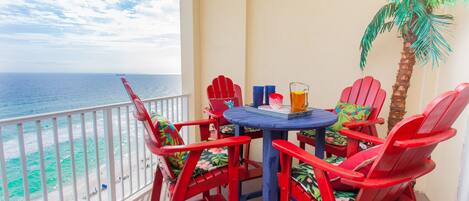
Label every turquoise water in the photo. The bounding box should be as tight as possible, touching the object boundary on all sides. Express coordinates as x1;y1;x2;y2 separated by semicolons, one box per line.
0;73;181;200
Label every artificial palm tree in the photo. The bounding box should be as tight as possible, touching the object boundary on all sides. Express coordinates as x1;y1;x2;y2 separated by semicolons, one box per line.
359;0;466;132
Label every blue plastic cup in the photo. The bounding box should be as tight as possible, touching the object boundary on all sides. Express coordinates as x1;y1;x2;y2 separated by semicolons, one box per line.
253;86;264;108
264;85;276;105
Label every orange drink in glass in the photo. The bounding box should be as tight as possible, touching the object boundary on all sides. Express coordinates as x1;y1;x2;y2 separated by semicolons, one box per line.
289;82;309;112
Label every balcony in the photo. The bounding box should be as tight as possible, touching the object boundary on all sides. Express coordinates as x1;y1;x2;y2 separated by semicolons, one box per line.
1;1;469;201
0;95;189;201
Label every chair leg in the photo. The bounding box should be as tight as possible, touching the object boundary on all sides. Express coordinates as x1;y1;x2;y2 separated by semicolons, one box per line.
299;141;306;150
243;143;250;169
402;184;417;201
228;146;240;201
151;167;163;201
203;191;211;200
299;142;306;164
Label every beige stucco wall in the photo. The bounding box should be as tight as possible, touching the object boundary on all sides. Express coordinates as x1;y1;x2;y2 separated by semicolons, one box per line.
416;5;469;200
198;0;247;110
181;0;469;200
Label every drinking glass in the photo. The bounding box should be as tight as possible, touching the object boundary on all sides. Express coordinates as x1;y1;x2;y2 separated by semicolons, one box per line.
289;82;309;112
253;86;264;108
264;85;276;105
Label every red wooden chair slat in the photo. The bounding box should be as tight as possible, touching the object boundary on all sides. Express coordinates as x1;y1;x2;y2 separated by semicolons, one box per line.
226;77;235;97
217;75;228;98
363;79;381;108
348;78;363;103
212;78;221;98
233;84;243;106
298;76;386;157
434;83;469;131
121;77;250;201
369;90;386;122
207;85;215;99
220;75;235;98
275;83;469;201
356;76;374;105
339;87;352;103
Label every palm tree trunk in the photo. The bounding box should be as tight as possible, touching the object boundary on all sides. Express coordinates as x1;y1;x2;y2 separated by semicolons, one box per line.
387;36;416;132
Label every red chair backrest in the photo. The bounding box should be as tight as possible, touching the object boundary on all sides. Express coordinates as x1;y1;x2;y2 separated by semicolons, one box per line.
121;77;178;179
207;75;243;106
339;76;386;122
356;83;469;201
207;75;244;124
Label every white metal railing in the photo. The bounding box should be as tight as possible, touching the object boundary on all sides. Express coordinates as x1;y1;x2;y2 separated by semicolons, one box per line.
0;94;190;201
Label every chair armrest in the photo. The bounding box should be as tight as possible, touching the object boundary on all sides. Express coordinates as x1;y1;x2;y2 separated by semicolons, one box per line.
342;118;385;129
272;140;364;181
339;129;385;145
343;176;413;189
173;118;216;142
158;136;251;155
173;119;216;128
342;159;435;188
203;108;223;119
394;128;456;148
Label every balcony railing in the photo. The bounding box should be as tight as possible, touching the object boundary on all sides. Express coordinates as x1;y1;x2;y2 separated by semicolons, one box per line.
0;94;190;201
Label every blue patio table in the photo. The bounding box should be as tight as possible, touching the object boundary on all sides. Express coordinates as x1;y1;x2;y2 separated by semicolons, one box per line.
223;107;337;201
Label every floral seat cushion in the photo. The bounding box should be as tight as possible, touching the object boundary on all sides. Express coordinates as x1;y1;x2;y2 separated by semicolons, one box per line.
300;129;348;146
220;124;261;135
173;147;229;178
299;130;371;149
299;102;371;147
151;115;229;178
291;156;357;201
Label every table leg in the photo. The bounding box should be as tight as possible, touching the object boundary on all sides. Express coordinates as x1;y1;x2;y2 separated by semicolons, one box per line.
235;125;245;200
315;128;326;159
262;130;287;201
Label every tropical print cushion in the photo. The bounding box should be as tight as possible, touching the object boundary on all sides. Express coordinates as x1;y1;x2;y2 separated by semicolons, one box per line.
300;129;347;146
151;115;187;172
172;147;229;178
329;102;371;132
300;130;371;149
299;102;371;146
220;124;261;135
291;156;358;201
151;114;229;179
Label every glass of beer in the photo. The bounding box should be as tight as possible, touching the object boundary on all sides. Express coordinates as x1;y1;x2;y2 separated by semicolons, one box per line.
289;82;309;112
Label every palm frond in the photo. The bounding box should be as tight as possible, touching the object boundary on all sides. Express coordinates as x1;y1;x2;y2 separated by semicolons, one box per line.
359;0;463;69
394;0;414;34
425;0;457;7
411;11;453;66
359;2;398;68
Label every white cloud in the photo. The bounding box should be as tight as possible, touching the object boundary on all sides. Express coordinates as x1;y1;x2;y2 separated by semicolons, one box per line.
0;0;181;74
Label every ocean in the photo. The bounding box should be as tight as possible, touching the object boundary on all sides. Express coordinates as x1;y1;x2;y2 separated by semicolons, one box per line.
0;73;182;200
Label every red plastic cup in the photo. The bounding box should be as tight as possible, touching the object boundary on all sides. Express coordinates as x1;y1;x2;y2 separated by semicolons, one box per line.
269;93;283;109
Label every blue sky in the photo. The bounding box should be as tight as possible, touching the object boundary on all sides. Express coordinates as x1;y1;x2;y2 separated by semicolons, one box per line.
0;0;181;74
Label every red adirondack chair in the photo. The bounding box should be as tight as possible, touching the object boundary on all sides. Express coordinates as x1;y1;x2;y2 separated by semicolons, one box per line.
204;75;264;199
121;77;250;201
297;76;386;157
205;75;264;159
204;75;263;140
273;83;469;201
